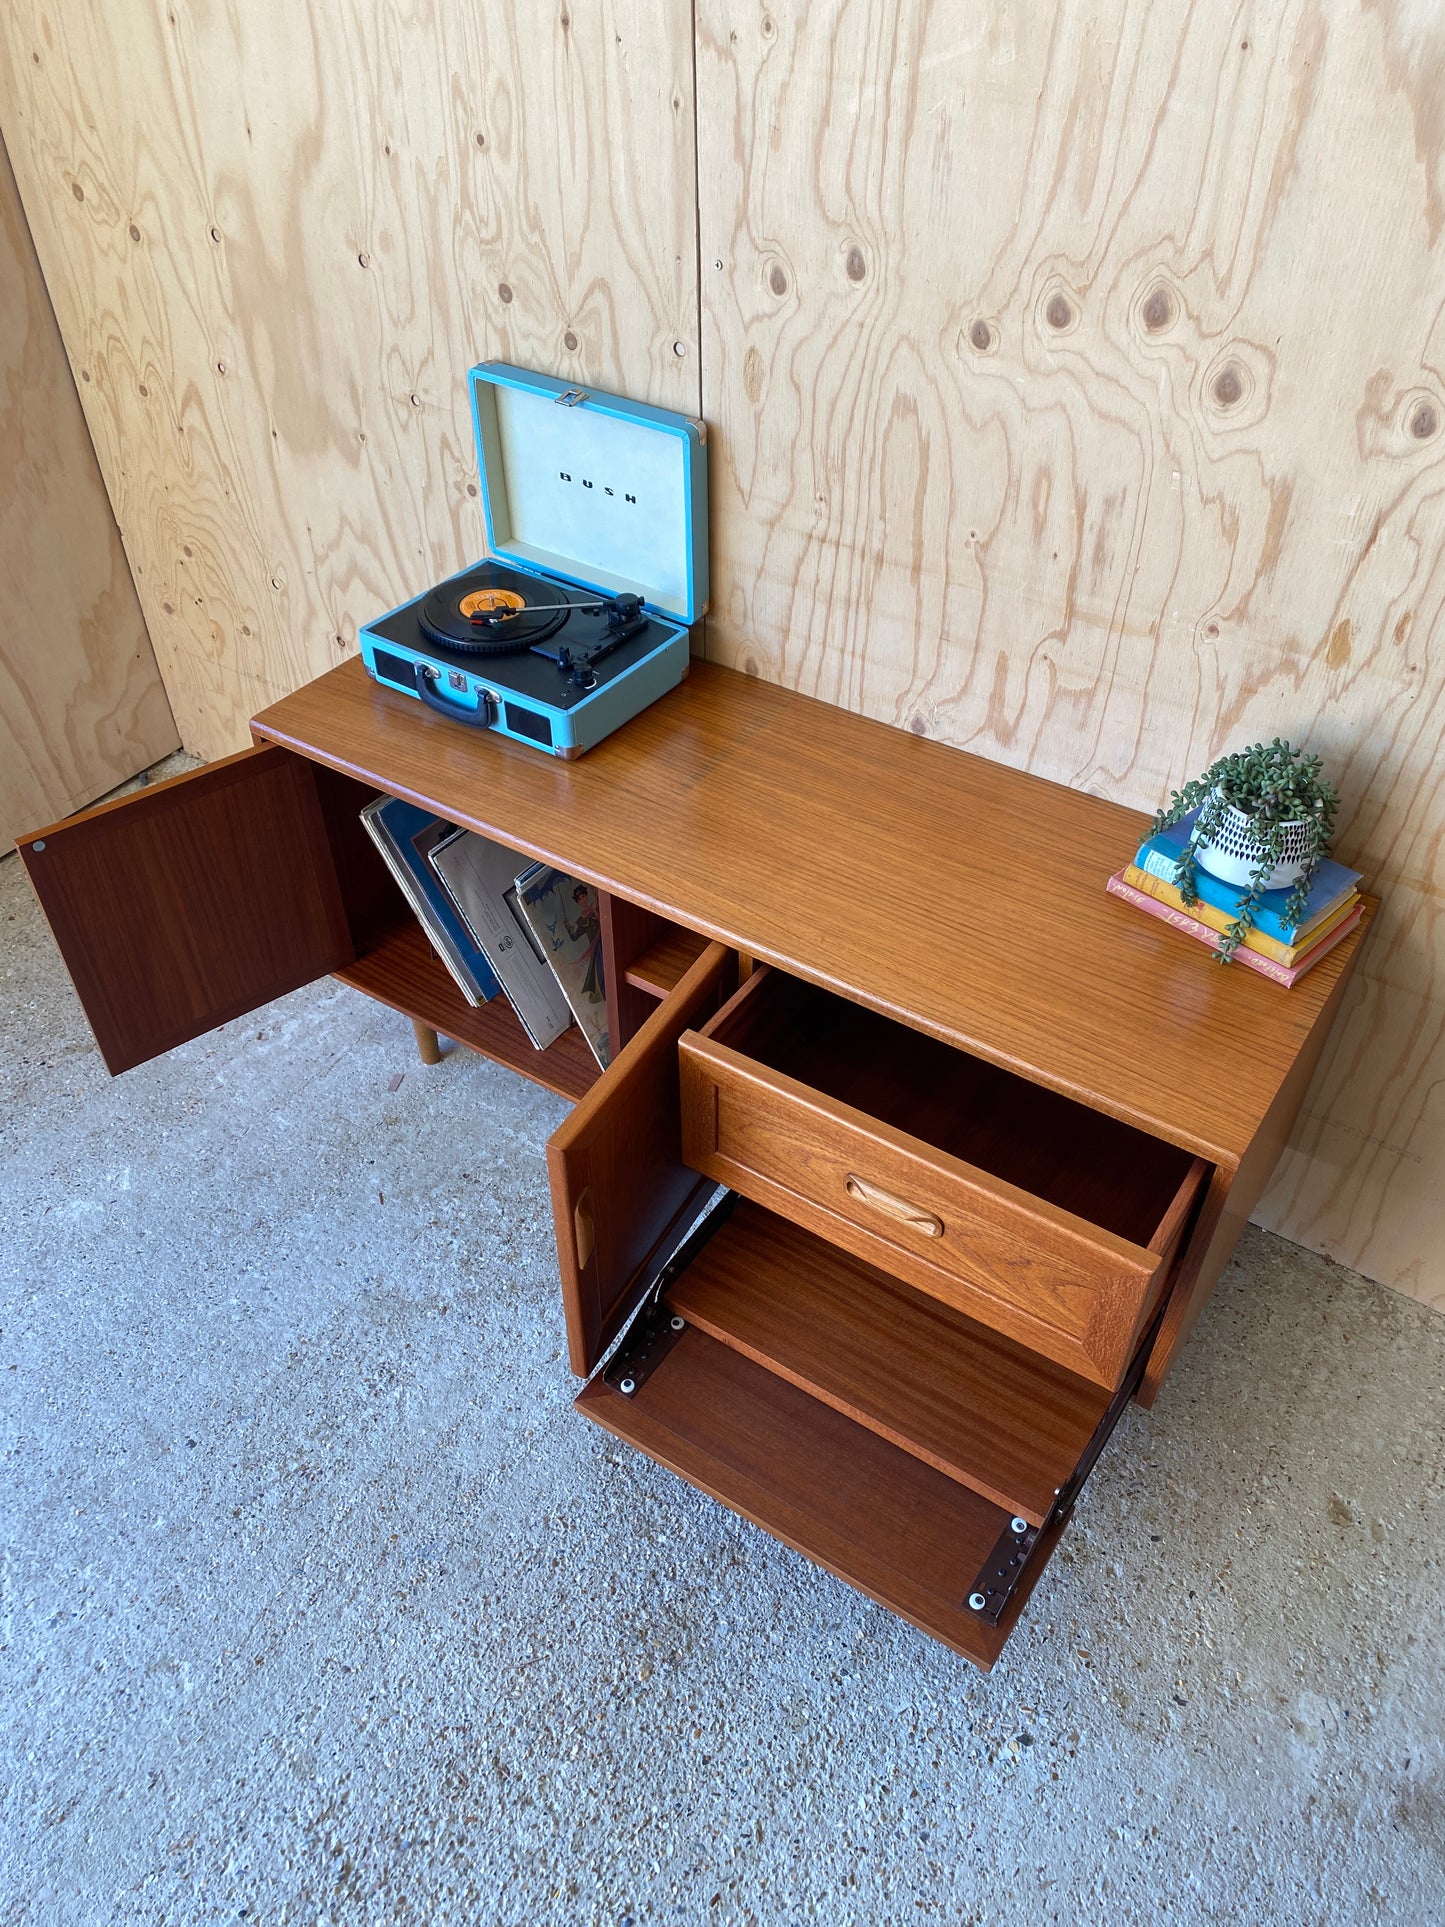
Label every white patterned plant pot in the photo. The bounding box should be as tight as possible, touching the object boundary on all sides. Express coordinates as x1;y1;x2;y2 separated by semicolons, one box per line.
1195;792;1312;891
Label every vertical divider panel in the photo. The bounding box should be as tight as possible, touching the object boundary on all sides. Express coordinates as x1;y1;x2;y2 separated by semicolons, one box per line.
599;892;664;1055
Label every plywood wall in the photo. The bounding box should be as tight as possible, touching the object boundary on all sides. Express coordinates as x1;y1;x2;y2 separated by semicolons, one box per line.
0;123;176;849
0;0;698;763
1;0;1441;1309
695;0;1445;1312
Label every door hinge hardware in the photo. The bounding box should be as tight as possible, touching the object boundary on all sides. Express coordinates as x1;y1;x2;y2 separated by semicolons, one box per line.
600;1191;737;1399
605;1303;687;1398
967;1518;1042;1620
964;1296;1170;1624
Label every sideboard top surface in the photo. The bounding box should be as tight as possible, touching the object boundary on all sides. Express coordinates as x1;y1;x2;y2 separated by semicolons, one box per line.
253;657;1371;1163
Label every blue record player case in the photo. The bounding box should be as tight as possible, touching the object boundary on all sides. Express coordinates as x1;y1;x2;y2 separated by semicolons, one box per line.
359;363;708;757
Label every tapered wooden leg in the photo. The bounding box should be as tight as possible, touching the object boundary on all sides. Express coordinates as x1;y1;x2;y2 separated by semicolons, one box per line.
412;1018;442;1065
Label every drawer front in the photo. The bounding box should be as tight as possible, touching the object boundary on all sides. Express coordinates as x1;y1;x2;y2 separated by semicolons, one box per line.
680;1036;1187;1389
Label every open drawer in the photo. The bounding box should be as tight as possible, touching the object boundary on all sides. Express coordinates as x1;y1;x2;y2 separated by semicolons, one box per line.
546;943;1166;1668
678;968;1207;1389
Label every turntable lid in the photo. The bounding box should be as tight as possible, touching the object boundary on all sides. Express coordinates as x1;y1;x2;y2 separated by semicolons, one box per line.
469;363;708;627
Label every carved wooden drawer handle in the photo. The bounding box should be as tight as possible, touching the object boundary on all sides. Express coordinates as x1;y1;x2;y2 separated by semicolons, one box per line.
845;1173;943;1238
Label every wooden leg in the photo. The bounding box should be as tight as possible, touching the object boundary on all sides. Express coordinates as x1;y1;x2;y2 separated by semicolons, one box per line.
411;1018;442;1065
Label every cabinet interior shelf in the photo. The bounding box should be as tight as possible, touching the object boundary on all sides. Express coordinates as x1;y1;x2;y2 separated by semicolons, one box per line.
334;914;601;1102
667;1201;1109;1523
623;923;710;999
577;1319;1061;1669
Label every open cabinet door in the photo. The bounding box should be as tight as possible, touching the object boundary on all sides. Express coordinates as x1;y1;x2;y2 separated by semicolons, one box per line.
17;746;355;1074
547;940;735;1375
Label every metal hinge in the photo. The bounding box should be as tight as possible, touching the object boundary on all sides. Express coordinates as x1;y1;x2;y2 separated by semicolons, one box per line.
964;1296;1170;1625
966;1514;1043;1622
599;1187;736;1398
602;1299;689;1398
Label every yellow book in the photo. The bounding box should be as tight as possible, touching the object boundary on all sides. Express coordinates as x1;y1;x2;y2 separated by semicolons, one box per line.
1121;866;1359;966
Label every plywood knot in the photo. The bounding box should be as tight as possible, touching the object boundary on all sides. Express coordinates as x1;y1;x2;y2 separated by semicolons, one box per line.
1141;285;1174;332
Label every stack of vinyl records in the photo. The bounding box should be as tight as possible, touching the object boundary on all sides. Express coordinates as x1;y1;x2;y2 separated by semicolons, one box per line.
360;795;611;1065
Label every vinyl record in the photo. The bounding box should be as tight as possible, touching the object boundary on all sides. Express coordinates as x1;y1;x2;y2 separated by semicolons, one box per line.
418;564;583;656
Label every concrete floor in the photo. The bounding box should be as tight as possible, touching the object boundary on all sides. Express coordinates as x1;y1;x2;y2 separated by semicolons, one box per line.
2;834;1443;1927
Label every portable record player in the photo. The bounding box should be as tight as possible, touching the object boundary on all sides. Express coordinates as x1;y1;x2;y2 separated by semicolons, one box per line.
360;363;708;757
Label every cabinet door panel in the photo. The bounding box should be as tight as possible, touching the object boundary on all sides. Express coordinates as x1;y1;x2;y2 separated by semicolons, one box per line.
547;940;735;1375
18;746;354;1073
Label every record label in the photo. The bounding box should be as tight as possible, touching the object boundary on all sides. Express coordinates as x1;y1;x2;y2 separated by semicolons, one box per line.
459;587;526;620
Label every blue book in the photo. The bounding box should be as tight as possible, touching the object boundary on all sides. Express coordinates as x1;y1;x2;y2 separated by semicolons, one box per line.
1134;809;1361;944
360;795;501;1004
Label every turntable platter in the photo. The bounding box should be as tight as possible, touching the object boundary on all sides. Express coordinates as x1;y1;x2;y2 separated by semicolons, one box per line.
418;563;589;656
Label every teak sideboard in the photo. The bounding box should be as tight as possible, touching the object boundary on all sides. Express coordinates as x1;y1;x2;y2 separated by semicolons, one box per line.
18;657;1373;1669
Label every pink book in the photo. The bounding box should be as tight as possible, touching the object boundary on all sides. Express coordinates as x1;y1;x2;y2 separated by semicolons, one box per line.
1105;872;1364;987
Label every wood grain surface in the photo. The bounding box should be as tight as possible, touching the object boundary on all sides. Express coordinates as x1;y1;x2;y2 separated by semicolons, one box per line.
0;0;698;762
678;1028;1175;1388
575;1322;1065;1669
547;940;735;1375
694;1;1445;1310
253;657;1371;1169
334;919;600;1104
0;124;175;849
666;1199;1111;1523
16;747;353;1074
624;922;710;999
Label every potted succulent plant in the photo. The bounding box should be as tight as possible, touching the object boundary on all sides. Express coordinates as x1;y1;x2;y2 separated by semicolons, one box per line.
1152;739;1339;961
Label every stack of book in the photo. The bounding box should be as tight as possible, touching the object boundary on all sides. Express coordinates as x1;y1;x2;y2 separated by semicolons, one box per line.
1106;808;1362;986
360;795;611;1066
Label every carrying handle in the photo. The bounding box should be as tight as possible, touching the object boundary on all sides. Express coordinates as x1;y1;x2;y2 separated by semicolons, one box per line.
845;1173;943;1239
415;663;497;729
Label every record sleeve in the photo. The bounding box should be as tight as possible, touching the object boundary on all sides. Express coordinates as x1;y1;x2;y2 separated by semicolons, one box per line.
427;830;573;1050
358;796;500;1006
512;863;611;1069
